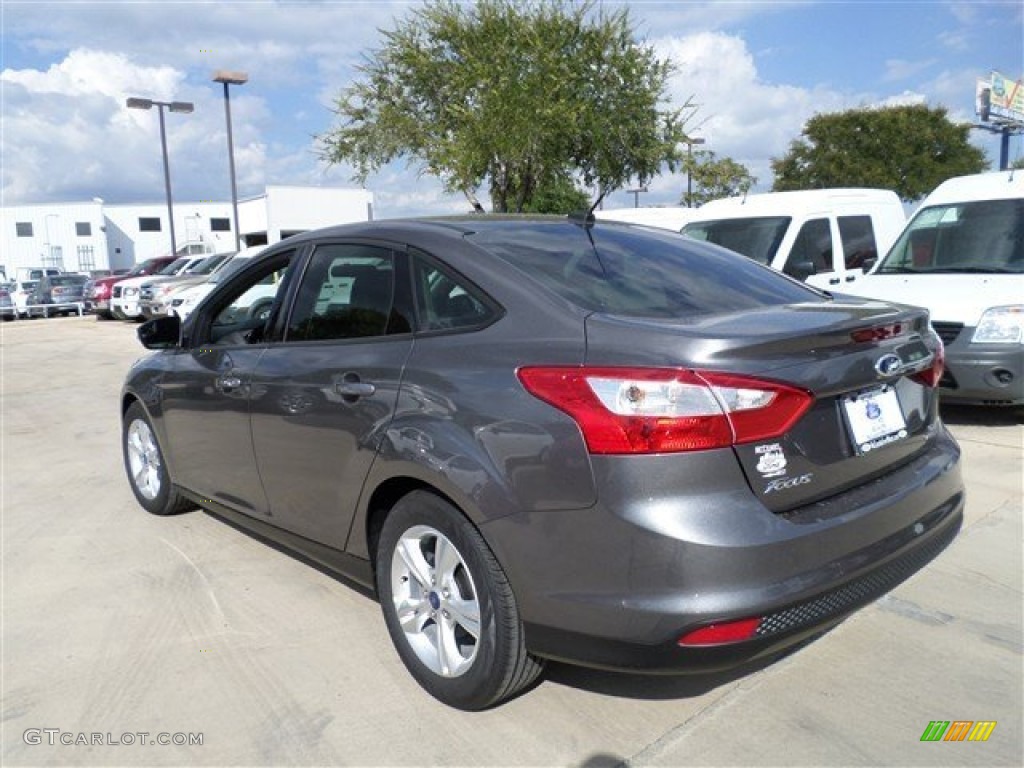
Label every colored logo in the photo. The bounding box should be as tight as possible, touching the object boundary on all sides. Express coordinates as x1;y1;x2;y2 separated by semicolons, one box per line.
874;353;903;378
920;721;996;742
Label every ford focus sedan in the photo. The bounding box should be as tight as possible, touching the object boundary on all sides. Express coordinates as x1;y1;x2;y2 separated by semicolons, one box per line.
121;216;963;710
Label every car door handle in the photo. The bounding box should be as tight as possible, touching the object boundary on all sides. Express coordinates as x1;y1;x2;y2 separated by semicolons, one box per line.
829;277;840;285
334;381;376;398
216;374;243;393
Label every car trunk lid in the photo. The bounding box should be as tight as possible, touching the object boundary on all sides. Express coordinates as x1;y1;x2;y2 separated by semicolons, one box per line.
583;297;943;512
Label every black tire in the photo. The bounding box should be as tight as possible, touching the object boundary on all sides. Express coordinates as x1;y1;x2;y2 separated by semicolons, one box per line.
376;490;544;710
122;401;193;516
95;310;113;321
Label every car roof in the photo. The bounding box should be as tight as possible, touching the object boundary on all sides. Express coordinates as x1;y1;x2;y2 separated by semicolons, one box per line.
265;214;635;250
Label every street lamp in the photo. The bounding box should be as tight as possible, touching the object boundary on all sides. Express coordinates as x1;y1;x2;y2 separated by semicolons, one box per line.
625;186;648;208
126;97;194;256
212;70;248;250
685;136;706;208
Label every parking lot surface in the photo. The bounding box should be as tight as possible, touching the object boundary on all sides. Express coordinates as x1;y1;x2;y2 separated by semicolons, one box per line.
2;316;1021;767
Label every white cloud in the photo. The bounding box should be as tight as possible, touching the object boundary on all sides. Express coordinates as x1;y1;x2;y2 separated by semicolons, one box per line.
648;31;850;201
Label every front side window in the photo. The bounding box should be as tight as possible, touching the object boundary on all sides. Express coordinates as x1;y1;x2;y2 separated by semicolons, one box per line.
207;250;297;345
784;218;833;277
877;199;1023;274
285;243;410;342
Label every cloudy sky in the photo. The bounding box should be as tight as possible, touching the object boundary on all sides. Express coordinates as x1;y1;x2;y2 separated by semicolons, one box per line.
2;1;1021;216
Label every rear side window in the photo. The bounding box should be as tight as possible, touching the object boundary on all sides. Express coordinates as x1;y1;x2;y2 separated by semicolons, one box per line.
838;216;878;270
682;216;790;265
785;218;833;277
410;249;497;332
470;222;820;318
286;243;411;342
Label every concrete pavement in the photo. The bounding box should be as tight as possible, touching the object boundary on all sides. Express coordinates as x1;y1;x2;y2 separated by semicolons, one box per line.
2;316;1021;766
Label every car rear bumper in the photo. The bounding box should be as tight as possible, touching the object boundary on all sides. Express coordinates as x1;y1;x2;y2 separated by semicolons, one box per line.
940;337;1024;406
482;427;963;672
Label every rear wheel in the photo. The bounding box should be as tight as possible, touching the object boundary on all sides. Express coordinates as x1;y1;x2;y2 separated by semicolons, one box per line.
376;491;544;710
122;401;193;516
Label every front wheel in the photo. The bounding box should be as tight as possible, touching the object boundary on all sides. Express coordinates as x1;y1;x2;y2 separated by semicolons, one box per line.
376;491;544;710
122;401;193;516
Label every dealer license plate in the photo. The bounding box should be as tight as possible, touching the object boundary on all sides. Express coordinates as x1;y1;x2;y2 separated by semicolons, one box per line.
842;386;908;454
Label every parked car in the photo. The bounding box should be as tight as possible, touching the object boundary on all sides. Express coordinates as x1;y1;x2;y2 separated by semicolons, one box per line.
169;245;269;321
9;279;38;318
15;266;64;284
824;170;1023;407
111;256;208;320
26;273;89;316
0;283;16;321
138;252;235;319
86;256;179;320
123;216;962;710
681;188;906;283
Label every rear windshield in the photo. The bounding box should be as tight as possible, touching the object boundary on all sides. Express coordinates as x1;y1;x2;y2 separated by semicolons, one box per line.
189;253;232;275
468;221;820;318
681;216;791;265
50;275;87;286
158;257;190;275
876;198;1023;274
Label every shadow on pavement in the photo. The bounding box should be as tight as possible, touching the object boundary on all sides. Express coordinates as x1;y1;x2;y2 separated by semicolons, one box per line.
939;402;1023;426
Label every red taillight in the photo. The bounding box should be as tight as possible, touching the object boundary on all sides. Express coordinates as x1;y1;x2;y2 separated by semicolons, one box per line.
678;617;762;646
911;339;945;388
851;322;906;343
516;367;813;454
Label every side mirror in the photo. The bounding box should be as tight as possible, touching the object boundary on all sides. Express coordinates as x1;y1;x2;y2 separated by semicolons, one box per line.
138;315;181;349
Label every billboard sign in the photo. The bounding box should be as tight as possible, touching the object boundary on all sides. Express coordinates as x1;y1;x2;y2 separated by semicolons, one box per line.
977;71;1024;125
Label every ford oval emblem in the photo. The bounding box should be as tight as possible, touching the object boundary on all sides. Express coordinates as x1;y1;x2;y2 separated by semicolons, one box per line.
875;353;903;378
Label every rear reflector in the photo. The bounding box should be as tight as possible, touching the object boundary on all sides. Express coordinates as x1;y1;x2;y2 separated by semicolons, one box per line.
678;617;762;646
517;367;813;454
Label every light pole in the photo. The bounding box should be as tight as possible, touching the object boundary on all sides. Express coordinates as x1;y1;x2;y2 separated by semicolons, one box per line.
126;97;194;256
625;186;648;208
685;137;706;207
212;70;248;250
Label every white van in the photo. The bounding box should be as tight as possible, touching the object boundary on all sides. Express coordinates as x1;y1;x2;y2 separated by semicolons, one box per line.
594;206;697;231
827;170;1023;407
681;188;906;284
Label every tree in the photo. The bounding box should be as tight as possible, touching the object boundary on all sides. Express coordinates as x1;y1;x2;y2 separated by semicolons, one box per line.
319;0;693;212
521;172;592;214
771;104;988;201
680;150;757;207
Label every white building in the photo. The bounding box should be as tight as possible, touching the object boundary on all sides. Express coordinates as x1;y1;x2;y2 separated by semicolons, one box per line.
1;185;374;279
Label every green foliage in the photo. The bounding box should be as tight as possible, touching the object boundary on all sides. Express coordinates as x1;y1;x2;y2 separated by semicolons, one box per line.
521;172;592;214
771;104;989;201
680;150;757;207
319;0;692;212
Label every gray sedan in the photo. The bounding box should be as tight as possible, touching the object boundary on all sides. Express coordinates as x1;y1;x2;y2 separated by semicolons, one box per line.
121;216;963;710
